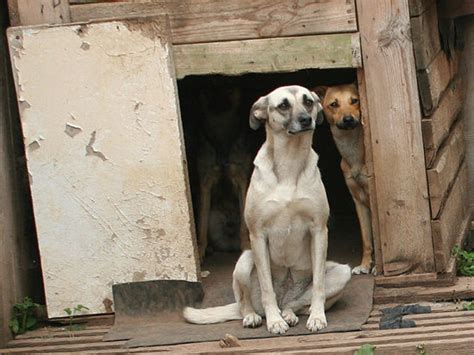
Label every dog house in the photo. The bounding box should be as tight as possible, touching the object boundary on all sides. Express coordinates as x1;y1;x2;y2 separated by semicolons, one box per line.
0;0;470;335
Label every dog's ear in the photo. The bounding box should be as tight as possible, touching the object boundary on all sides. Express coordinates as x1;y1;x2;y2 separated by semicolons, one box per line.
249;95;268;130
310;91;325;126
312;86;328;100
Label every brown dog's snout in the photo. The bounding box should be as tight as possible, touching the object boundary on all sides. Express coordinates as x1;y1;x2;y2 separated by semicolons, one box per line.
336;115;360;130
343;116;355;124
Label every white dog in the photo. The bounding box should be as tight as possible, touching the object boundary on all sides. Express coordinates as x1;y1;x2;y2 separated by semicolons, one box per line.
184;86;351;334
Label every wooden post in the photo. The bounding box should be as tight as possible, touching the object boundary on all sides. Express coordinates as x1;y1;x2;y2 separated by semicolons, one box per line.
16;0;70;26
357;68;383;273
0;5;26;347
356;0;435;275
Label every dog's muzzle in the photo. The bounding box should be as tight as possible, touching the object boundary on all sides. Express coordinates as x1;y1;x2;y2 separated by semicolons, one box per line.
336;116;360;130
288;114;314;134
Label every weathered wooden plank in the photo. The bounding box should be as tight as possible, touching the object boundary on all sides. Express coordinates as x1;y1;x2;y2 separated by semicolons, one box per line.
70;0;357;45
7;0;20;26
0;8;31;347
17;0;70;26
374;276;474;304
8;335;106;348
174;33;361;78
432;163;470;272
422;76;465;167
410;2;441;70
357;68;383;273
409;0;435;17
418;50;459;116
427;119;465;218
357;0;435;274
363;315;474;331
366;310;474;325
375;273;438;287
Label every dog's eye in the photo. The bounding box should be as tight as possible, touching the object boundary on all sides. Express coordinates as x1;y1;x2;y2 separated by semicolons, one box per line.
351;98;359;105
278;101;290;110
304;99;314;109
329;101;339;108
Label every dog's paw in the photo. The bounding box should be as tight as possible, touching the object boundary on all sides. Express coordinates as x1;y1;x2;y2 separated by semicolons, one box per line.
242;312;262;328
282;308;299;327
306;313;327;332
266;317;289;334
352;265;371;275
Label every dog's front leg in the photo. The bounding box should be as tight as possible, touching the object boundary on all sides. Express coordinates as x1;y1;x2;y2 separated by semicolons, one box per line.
251;235;289;334
307;225;328;332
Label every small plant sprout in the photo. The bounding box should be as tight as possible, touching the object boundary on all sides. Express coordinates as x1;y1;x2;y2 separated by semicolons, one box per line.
452;245;474;276
8;297;40;335
354;343;376;355
64;304;90;331
463;301;474;311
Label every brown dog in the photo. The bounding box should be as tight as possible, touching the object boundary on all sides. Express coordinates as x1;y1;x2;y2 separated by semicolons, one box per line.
314;84;373;274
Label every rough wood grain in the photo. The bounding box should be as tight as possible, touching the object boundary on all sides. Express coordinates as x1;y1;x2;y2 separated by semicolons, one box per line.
410;1;441;70
375;272;439;287
357;0;435;274
70;0;357;44
357;68;383;273
17;0;70;25
2;302;474;353
374;276;474;304
422;76;465;167
431;163;470;272
408;0;435;17
427;119;465;218
0;9;31;347
174;33;361;78
6;0;20;26
418;50;459;116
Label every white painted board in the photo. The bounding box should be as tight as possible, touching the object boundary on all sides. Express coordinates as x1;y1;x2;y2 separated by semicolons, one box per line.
7;18;199;318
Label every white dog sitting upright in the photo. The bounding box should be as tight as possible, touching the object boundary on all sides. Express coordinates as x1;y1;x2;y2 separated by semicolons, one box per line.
184;86;351;334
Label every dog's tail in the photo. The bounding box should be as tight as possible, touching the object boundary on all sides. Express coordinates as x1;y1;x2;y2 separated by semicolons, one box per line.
183;302;241;324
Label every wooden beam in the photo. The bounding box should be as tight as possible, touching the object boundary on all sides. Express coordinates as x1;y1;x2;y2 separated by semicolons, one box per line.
356;0;435;275
17;0;70;26
427;119;465;218
422;76;465;167
7;0;20;26
173;33;361;78
410;2;441;70
418;50;459;116
374;276;474;304
0;8;27;347
357;68;383;273
431;163;470;272
70;0;358;45
408;0;435;17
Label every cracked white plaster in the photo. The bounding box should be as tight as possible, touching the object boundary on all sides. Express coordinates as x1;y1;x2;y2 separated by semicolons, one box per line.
65;122;82;138
7;20;198;318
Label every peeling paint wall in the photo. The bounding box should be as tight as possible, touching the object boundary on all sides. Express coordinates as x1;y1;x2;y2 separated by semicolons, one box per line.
7;20;199;318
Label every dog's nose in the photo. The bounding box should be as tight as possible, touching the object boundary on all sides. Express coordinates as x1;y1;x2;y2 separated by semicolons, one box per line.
298;114;312;126
343;116;355;124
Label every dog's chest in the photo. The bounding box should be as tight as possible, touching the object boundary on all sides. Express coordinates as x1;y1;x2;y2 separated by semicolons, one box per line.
262;186;317;268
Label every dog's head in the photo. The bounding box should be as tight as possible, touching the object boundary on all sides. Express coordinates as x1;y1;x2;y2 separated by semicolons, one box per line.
249;85;323;135
313;84;361;130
